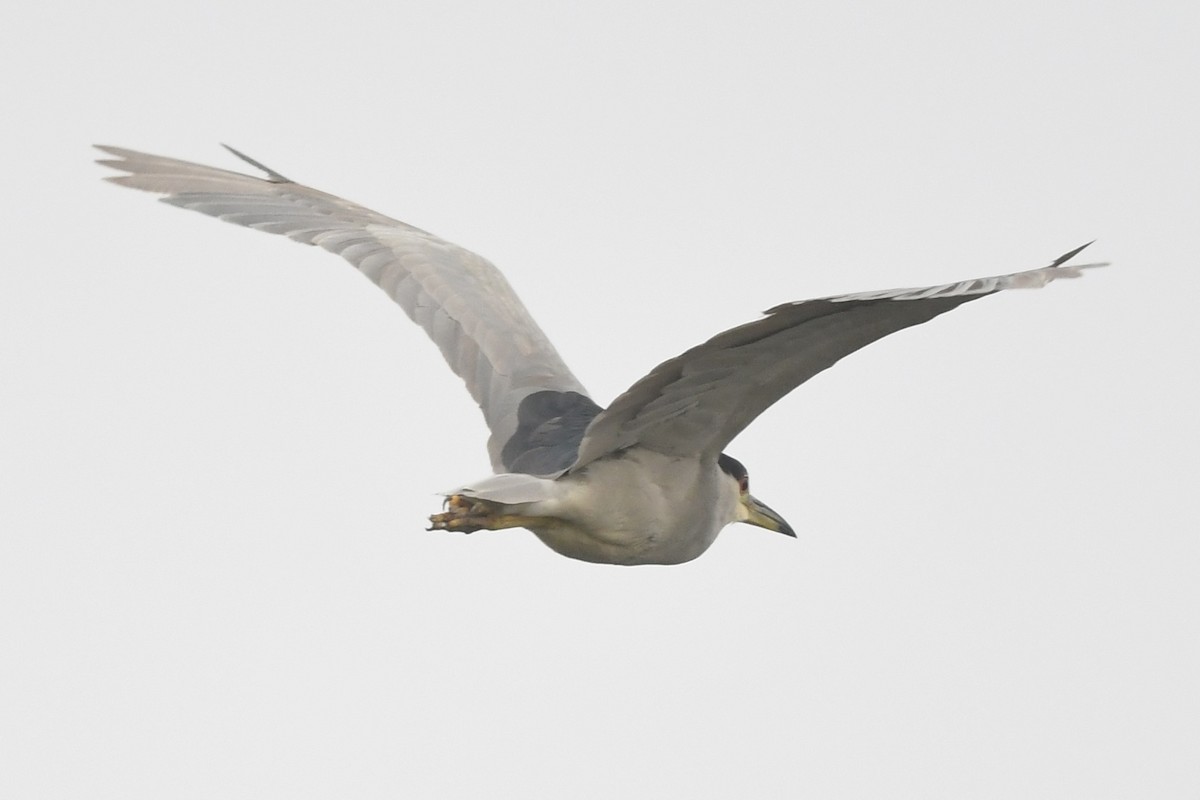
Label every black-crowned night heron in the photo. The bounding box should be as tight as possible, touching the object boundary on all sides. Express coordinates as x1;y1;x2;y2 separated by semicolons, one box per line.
97;146;1104;565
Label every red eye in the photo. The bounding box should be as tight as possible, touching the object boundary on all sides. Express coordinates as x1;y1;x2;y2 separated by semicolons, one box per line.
739;476;750;493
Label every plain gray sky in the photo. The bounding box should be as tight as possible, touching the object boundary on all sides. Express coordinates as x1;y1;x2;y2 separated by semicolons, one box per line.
3;0;1198;797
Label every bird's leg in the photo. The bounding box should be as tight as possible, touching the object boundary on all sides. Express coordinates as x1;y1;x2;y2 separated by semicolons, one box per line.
428;494;536;534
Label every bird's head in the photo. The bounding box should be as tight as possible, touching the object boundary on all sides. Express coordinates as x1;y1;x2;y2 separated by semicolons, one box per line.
718;453;795;538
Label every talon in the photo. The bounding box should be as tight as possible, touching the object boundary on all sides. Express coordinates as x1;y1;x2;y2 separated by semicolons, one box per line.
428;494;494;534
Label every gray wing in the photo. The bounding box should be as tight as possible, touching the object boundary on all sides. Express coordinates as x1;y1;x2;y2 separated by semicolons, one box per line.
570;244;1104;470
96;145;592;474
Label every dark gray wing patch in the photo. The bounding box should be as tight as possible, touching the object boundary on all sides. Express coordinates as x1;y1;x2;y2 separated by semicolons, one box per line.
501;390;604;475
570;245;1105;469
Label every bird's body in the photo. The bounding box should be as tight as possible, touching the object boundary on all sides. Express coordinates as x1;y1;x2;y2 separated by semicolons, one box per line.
447;448;737;565
97;145;1104;565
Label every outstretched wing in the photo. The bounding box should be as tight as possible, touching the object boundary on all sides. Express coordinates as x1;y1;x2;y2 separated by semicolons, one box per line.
96;145;592;474
570;244;1104;469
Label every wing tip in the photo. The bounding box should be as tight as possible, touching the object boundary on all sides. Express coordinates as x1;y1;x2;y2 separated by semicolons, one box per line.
765;241;1109;312
220;143;291;183
94;143;293;186
1041;240;1110;278
94;144;132;174
1049;240;1103;269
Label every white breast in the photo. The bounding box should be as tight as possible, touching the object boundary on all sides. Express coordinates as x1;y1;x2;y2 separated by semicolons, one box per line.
525;448;739;565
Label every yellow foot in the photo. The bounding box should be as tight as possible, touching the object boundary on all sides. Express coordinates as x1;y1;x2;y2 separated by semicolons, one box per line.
427;494;500;534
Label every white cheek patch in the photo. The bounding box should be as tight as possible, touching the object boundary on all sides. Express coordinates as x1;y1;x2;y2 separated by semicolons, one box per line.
734;497;752;523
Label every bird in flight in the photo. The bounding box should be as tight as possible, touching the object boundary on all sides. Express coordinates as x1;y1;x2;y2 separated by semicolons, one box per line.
97;145;1104;565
